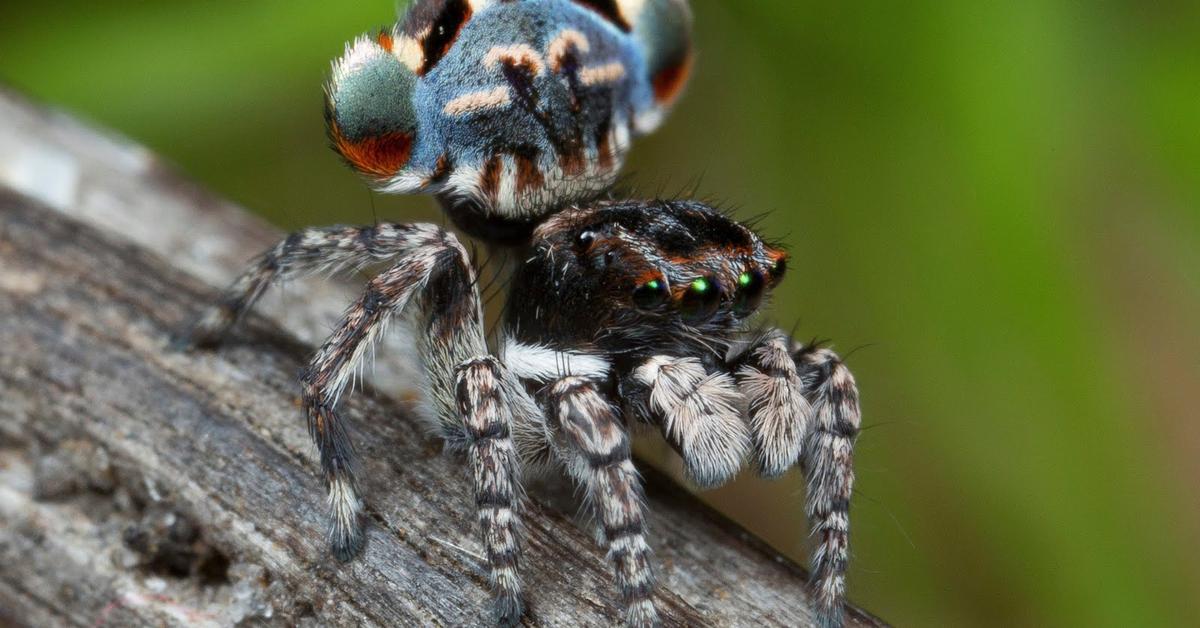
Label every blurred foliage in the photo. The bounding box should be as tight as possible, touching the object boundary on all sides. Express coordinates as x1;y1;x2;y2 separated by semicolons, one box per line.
4;1;1198;625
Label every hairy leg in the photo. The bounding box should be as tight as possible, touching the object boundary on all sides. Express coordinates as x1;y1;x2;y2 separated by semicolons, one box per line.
545;377;658;627
291;228;530;623
734;331;861;628
455;357;524;625
733;331;809;477
300;243;450;559
623;355;750;488
177;223;445;347
795;342;861;628
185;221;533;622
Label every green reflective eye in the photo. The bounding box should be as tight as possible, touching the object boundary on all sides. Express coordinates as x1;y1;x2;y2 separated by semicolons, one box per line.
734;270;765;317
632;277;669;310
680;276;721;321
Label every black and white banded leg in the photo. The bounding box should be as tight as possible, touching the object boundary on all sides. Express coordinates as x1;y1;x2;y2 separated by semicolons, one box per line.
297;232;469;558
455;357;524;625
545;377;658;627
733;331;809;478
177;223;445;348
181;223;527;623
178;222;445;554
624;355;751;488
735;331;861;628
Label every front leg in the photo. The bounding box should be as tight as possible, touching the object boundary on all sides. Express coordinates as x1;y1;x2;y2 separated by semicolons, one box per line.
545;377;659;627
733;332;809;477
734;330;862;628
623;355;751;488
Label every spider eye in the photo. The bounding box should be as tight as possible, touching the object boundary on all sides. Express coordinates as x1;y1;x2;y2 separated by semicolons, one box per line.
733;270;765;317
769;256;787;283
632;277;670;310
680;276;720;321
577;230;596;248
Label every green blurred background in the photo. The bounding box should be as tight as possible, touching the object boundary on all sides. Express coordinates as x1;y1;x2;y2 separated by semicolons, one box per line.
4;1;1198;625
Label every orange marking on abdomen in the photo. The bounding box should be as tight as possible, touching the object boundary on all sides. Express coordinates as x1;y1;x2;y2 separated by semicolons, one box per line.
514;151;545;195
653;51;693;104
377;30;395;52
559;148;586;177
480;154;504;203
330;122;413;179
596;130;615;172
427;153;453;185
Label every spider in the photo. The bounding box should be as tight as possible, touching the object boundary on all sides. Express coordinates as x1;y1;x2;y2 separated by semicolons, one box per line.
179;1;861;627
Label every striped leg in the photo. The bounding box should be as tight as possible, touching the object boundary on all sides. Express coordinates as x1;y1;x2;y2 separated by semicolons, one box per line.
176;223;446;348
300;238;460;560
545;377;658;627
796;343;861;628
734;332;861;628
455;357;524;625
625;355;750;488
291;226;531;624
733;331;809;478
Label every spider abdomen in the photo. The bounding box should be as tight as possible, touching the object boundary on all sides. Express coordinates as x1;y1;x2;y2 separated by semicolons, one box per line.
325;0;693;237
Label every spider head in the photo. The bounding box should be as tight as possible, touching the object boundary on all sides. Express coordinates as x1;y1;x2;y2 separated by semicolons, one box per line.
508;199;786;358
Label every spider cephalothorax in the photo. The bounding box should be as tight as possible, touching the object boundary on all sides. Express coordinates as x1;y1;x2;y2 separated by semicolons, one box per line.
183;2;860;627
507;200;787;356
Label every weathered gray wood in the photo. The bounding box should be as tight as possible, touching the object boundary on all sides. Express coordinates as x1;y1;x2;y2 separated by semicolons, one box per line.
0;89;886;627
0;85;423;389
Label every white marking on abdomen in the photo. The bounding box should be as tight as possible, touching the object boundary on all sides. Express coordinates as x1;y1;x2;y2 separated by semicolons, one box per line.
443;86;513;116
580;61;626;86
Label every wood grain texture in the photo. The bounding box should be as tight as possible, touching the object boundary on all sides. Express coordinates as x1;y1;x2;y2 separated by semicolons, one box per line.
0;89;886;627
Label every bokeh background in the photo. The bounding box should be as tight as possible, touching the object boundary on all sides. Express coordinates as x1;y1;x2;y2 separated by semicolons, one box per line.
4;1;1198;625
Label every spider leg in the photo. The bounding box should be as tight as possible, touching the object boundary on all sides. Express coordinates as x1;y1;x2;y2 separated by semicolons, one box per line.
795;342;861;628
185;222;531;621
544;377;659;627
299;233;460;560
294;227;529;623
177;223;442;348
733;331;861;628
455;357;524;625
732;331;809;478
623;355;750;488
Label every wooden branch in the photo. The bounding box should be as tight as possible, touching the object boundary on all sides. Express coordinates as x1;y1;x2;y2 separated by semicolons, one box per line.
0;88;886;627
